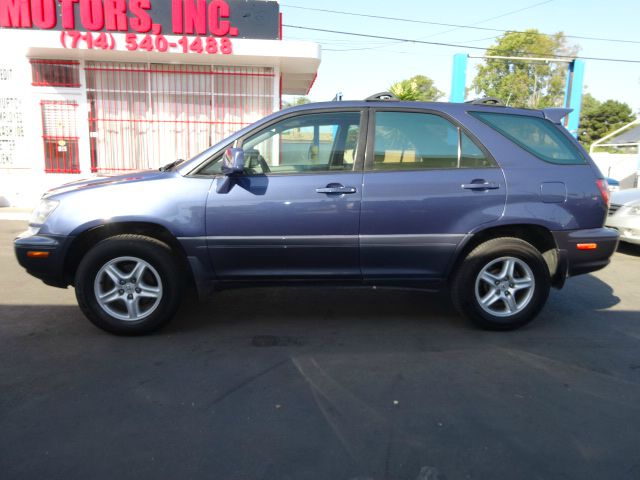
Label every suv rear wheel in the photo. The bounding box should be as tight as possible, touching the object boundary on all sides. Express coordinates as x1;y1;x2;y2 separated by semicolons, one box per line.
75;235;183;335
451;237;550;330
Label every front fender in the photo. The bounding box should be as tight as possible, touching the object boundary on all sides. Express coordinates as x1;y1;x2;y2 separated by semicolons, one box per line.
38;176;213;238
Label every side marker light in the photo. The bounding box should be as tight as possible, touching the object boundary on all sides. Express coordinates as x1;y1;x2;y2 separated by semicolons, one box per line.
26;251;50;258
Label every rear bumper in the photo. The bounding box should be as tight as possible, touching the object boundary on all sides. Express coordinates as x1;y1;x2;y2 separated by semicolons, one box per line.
14;231;73;288
552;228;619;281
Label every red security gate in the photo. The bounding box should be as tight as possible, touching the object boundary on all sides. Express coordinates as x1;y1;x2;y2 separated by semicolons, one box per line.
31;59;81;87
85;62;276;174
40;100;80;173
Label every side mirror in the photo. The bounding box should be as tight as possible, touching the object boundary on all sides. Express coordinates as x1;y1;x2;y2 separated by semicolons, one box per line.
221;147;245;175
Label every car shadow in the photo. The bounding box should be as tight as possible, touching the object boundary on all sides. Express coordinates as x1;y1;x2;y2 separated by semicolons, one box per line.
550;272;621;309
167;272;624;338
170;287;465;336
0;273;625;345
617;241;640;256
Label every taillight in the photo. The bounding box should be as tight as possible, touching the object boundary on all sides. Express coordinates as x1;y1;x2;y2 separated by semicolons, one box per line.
596;179;610;207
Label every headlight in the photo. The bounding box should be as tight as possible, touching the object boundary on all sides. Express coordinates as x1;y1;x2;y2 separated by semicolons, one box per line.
629;205;640;215
30;199;59;225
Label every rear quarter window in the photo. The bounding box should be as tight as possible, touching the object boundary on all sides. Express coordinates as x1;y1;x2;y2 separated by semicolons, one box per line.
470;111;586;165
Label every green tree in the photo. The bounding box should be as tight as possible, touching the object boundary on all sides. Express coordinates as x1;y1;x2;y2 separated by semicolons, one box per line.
281;96;311;109
580;92;601;113
471;30;578;108
578;95;635;148
389;75;444;102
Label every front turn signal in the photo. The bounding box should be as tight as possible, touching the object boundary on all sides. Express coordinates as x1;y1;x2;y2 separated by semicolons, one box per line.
26;251;50;258
576;243;598;250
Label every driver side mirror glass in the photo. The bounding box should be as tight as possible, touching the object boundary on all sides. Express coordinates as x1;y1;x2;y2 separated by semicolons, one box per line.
221;147;245;175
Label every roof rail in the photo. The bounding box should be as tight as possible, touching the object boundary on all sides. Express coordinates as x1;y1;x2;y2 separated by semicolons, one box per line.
465;97;505;106
365;92;398;101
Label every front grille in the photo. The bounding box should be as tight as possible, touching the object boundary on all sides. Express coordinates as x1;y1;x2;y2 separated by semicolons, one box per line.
608;204;622;216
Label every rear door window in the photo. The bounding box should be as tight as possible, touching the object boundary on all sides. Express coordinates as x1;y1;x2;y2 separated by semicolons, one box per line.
371;111;496;170
470;111;586;165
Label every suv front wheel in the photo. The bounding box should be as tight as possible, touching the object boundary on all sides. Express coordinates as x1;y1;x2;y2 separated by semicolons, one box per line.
75;235;183;335
451;237;551;330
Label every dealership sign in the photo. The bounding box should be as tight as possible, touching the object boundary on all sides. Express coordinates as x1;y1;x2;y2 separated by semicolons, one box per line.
0;0;280;39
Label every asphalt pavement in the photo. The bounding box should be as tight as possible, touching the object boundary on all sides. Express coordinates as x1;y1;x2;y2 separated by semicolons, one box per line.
1;220;639;480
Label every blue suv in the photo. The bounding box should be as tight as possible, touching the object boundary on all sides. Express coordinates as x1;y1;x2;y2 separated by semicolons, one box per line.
15;96;619;334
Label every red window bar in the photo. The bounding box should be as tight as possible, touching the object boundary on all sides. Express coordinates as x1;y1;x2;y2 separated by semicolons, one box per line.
85;62;275;174
40;100;80;173
31;59;81;87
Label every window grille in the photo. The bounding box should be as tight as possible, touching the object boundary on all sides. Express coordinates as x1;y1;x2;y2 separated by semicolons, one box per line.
31;60;81;87
40;100;80;173
85;62;275;174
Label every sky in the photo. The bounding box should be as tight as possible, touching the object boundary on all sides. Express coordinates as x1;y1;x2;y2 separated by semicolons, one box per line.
280;0;640;113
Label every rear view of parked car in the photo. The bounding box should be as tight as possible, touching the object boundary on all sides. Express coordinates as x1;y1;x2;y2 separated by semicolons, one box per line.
606;177;620;192
15;96;618;335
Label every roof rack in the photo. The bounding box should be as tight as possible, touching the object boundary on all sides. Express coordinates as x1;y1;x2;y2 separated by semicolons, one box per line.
465;97;505;106
365;92;398;101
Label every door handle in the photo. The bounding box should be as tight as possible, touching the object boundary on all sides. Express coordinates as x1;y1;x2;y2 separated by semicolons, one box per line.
316;185;357;194
461;181;499;191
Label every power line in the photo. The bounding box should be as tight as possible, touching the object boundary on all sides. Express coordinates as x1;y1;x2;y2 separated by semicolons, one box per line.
320;35;503;53
280;4;640;45
282;25;493;52
461;0;553;23
292;1;557;53
415;0;554;40
282;24;640;64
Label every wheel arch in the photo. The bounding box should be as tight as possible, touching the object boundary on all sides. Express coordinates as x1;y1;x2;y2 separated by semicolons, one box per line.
447;223;562;287
64;222;194;288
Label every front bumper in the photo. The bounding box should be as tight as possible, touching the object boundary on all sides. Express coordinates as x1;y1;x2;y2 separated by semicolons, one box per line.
552;228;619;282
605;215;640;245
14;231;73;288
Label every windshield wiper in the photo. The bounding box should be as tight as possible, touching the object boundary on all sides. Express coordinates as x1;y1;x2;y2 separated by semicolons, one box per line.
159;159;185;172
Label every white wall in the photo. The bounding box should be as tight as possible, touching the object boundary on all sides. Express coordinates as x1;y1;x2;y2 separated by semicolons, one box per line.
0;52;91;207
591;152;640;189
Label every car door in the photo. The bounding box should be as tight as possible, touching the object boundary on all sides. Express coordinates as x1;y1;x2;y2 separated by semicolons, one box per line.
360;108;506;284
204;109;366;280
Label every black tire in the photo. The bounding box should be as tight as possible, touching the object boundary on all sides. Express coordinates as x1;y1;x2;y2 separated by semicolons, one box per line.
451;237;550;331
75;234;184;335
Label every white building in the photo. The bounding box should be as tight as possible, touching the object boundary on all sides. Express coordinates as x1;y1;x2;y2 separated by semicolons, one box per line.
0;0;320;207
590;120;640;189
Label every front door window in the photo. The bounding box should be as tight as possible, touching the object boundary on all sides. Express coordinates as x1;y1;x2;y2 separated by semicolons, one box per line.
240;111;362;175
